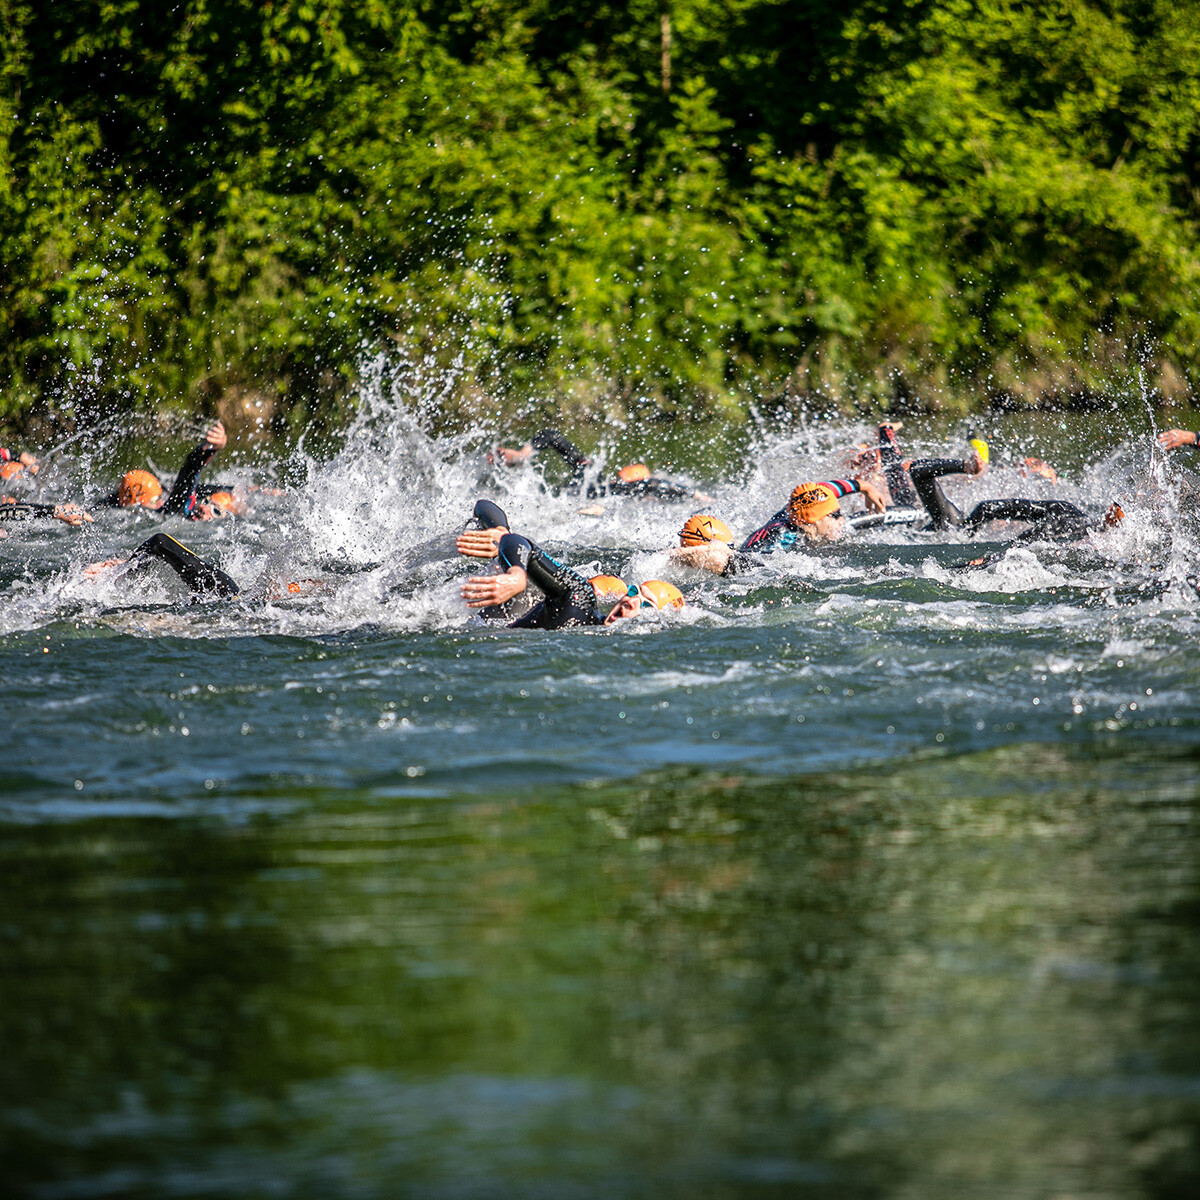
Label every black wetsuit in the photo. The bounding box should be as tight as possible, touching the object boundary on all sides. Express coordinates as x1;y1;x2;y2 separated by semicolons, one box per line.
524;428;693;500
910;459;1102;541
494;533;604;629
126;533;240;597
877;425;920;507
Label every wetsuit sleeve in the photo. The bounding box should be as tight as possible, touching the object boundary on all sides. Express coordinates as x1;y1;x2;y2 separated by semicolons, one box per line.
530;429;590;469
964;498;1092;542
161;438;220;517
878;426;919;506
721;551;758;576
128;533;239;596
741;510;793;552
0;502;59;521
497;533;600;628
609;476;691;500
908;459;967;529
513;536;587;602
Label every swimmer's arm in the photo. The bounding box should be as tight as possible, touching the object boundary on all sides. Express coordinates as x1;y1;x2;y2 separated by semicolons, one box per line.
455;527;508;559
489;444;532;465
670;542;732;574
821;477;885;513
1159;429;1200;451
531;428;590;468
857;480;886;512
462;566;527;607
84;557;128;578
161;421;226;516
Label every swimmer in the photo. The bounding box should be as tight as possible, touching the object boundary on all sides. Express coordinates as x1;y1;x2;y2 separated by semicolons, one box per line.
462;532;685;628
741;478;886;551
104;421;230;520
669;514;759;576
907;452;1121;543
491;427;714;503
85;533;240;597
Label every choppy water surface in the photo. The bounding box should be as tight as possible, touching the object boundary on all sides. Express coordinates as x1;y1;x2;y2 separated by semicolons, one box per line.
3;390;1200;1198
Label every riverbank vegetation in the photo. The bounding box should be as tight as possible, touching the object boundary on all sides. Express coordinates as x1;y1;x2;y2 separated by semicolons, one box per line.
2;0;1199;439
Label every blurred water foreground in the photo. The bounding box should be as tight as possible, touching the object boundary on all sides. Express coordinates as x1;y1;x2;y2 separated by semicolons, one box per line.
2;385;1199;1198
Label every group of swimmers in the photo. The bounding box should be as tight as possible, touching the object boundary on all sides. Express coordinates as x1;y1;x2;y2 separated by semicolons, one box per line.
2;417;1198;626
438;419;1195;628
0;420;246;533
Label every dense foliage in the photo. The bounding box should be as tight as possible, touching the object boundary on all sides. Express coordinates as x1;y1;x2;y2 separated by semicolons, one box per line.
3;0;1200;434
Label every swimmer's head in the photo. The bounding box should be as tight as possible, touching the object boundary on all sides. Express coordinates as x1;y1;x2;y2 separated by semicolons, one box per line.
787;483;840;526
638;580;685;610
679;514;733;547
1104;501;1125;528
616;463;651;482
207;490;244;516
117;469;164;508
0;461;25;481
787;483;848;543
604;579;685;624
589;574;630;615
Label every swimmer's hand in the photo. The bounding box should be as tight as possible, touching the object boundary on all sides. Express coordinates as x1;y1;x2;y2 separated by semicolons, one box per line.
462;566;527;608
53;504;93;526
84;557;127;579
1019;456;1058;483
964;450;987;476
487;443;532;466
456;527;506;559
691;490;716;504
19;452;38;474
858;481;886;512
577;505;604;516
1158;429;1200;451
201;420;227;450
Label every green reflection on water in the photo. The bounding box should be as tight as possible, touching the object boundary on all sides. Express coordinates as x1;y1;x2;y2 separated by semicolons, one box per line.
2;744;1199;1199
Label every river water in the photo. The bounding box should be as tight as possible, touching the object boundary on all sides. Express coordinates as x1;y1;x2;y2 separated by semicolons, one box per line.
3;383;1200;1198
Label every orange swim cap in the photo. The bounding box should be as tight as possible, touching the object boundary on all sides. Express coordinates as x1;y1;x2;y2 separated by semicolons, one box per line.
207;490;243;515
589;575;630;607
616;463;651;482
638;579;685;610
679;514;733;546
117;469;164;507
787;483;841;526
0;461;26;481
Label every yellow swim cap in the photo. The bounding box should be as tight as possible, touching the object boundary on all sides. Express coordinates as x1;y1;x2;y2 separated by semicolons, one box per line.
969;437;990;465
117;469;164;507
787;483;841;526
638;579;685;609
616;463;651;482
679;514;733;546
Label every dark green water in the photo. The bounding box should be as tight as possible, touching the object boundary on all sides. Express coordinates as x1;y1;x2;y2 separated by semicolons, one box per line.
3;402;1200;1197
